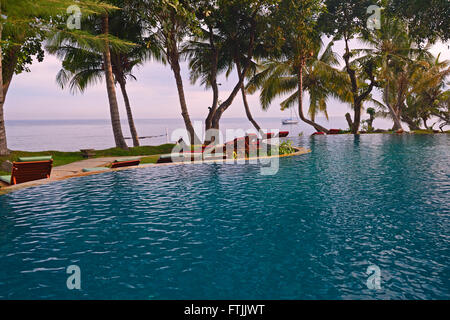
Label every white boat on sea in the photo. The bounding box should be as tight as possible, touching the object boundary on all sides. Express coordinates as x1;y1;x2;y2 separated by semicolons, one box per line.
282;118;299;125
282;107;299;125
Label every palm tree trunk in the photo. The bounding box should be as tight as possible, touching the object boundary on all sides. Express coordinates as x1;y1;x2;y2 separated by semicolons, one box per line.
118;79;140;147
170;56;198;145
205;26;219;133
0;9;9;156
345;113;353;131
401;114;420;131
422;116;429;130
166;26;198;146
236;62;261;132
297;65;329;134
102;14;128;150
384;84;403;130
352;100;363;134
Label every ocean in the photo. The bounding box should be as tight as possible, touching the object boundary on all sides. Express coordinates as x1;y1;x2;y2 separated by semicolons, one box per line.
4;117;421;152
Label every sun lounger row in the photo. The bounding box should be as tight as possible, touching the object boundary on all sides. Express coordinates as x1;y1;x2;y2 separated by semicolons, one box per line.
0;156;142;186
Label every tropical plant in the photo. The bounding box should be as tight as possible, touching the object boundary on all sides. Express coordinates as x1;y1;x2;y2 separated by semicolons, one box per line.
49;2;152;147
404;55;450;130
258;0;331;133
320;0;378;134
185;20;263;133
279;140;296;155
137;0;201;145
184;0;275;136
360;16;443;131
0;0;117;155
247;41;347;130
364;107;376;132
387;0;450;43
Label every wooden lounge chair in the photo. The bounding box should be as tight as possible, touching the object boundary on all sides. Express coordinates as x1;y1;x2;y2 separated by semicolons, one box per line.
0;159;53;185
110;158;141;168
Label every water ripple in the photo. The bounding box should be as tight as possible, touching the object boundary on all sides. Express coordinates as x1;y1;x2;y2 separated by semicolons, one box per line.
0;134;449;299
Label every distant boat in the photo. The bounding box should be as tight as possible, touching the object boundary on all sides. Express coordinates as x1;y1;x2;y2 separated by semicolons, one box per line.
282;118;299;125
282;107;298;125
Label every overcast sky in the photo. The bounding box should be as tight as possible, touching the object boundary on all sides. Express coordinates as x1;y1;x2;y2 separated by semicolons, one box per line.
4;39;449;121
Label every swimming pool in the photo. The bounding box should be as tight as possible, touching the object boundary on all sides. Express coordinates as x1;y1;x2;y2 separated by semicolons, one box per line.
0;135;449;299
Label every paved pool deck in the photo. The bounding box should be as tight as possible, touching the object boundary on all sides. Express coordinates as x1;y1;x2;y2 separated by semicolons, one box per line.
0;148;311;195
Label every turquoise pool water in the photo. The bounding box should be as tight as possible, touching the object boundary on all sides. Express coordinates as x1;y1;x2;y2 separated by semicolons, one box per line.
0;135;449;299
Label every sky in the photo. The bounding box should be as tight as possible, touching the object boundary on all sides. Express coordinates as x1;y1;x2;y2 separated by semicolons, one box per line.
4;38;449;122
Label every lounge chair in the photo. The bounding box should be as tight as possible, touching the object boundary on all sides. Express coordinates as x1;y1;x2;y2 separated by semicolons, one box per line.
110;158;141;168
0;157;53;185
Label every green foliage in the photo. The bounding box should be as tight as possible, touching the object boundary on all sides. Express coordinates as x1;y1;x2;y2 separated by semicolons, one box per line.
1;0;119;82
387;0;450;43
278;140;296;155
247;41;347;120
361;14;449;131
319;0;378;40
94;144;175;157
48;2;150;94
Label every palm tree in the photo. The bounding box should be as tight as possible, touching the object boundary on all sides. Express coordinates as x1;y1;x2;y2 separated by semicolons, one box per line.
405;55;450;130
186;27;263;133
433;90;450;132
102;13;128;149
356;17;434;131
137;0;201;145
0;0;115;155
47;2;139;150
50;9;153;147
362;107;376;132
247;41;348;131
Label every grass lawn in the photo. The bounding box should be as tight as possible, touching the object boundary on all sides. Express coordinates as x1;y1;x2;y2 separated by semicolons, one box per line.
0;144;175;176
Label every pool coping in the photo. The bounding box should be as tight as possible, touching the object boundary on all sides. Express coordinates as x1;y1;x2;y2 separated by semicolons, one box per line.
0;147;311;195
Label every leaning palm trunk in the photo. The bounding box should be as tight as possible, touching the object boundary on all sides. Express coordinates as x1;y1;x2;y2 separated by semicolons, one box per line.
118;79;140;147
0;9;9;156
384;84;403;131
236;63;261;132
171;58;198;145
167;32;198;146
241;86;261;133
401;114;420;131
297;65;329;133
102;15;128;150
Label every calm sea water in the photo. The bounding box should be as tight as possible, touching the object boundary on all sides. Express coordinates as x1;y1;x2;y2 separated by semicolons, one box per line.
0;134;448;299
5;117;398;151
